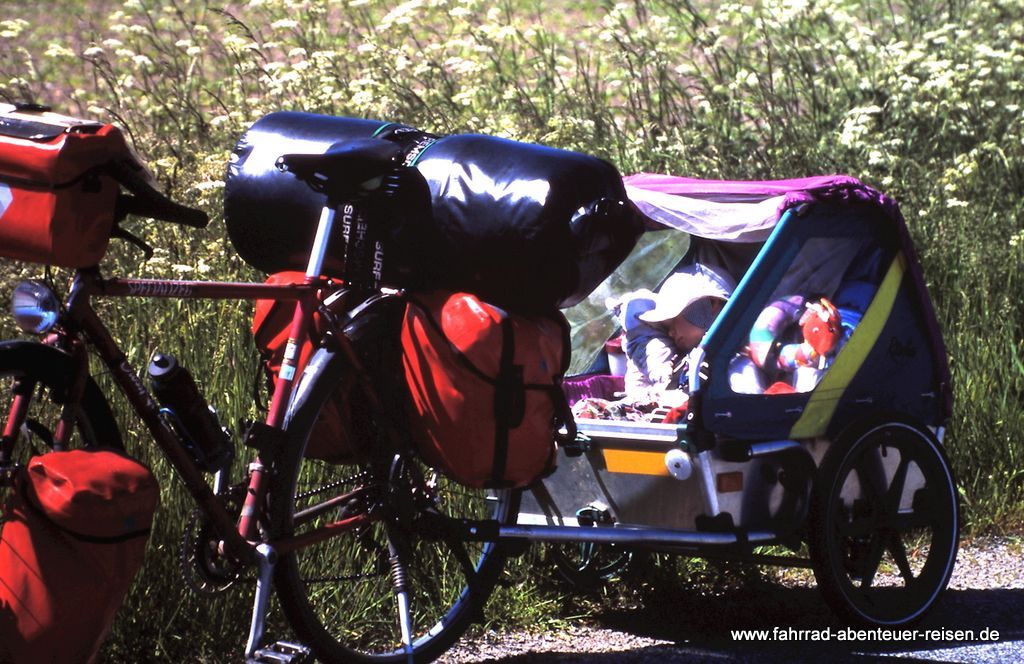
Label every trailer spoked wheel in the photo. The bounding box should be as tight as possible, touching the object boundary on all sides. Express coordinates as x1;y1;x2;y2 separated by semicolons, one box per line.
808;419;959;626
548;542;644;590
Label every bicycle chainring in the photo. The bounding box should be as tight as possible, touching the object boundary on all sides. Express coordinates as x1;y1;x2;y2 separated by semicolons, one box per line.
180;484;249;596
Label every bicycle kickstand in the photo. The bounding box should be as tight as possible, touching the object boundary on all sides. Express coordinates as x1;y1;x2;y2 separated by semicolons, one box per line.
244;544;311;663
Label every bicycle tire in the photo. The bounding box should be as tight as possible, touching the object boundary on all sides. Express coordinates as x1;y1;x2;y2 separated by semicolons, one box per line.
0;341;123;455
808;416;958;626
548;542;646;591
270;347;521;663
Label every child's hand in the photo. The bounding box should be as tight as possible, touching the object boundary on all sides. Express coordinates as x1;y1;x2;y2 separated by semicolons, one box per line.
658;389;689;409
648;365;676;390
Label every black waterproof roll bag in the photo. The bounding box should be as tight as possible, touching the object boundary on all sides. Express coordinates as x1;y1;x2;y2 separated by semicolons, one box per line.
224;112;643;310
225;113;387;277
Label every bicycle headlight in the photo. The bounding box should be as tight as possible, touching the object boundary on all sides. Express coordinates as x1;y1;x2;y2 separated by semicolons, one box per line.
11;280;61;334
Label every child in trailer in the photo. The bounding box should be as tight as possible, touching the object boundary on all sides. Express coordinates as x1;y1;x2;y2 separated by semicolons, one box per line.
621;262;735;399
573;263;735;422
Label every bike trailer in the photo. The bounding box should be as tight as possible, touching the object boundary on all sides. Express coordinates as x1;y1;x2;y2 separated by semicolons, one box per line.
523;172;952;533
0;104;137;267
513;174;959;627
224;112;644;311
0;449;159;663
401;291;572;488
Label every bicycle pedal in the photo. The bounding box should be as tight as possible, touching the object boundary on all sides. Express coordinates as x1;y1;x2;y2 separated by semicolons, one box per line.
247;641;312;664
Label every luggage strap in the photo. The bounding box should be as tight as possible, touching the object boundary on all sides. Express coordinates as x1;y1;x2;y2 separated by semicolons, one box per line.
491;317;522;484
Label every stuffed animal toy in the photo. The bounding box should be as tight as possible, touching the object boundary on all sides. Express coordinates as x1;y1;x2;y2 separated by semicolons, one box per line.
749;296;842;394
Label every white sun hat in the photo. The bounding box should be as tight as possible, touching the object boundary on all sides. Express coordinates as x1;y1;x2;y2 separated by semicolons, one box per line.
637;263;736;327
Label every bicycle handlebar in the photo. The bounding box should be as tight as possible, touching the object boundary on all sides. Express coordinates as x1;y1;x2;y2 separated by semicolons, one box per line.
110;159;210;229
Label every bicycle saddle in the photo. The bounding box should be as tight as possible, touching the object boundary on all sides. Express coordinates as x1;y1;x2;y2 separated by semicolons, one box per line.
275;138;403;194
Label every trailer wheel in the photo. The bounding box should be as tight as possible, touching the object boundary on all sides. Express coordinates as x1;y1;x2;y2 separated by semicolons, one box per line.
808;419;958;626
548;542;644;590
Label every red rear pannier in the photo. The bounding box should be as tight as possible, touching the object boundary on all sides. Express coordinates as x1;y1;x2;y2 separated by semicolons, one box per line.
252;272;358;462
252;271;323;389
0;104;133;267
0;450;160;663
401;292;571;488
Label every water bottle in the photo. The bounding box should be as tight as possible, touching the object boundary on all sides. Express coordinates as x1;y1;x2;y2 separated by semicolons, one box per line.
148;353;233;472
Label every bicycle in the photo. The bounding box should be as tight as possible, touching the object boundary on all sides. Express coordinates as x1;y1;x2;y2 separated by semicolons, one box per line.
1;133;520;663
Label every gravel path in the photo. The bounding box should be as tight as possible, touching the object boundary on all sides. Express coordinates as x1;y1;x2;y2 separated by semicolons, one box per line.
439;535;1024;663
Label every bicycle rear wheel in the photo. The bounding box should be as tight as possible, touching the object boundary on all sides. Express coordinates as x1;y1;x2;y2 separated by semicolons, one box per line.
270;349;520;663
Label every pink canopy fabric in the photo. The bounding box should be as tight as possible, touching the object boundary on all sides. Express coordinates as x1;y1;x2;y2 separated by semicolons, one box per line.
623;172;899;242
623;172;866;197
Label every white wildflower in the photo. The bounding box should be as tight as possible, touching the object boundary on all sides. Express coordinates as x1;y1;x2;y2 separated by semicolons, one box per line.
0;19;29;39
44;42;75;59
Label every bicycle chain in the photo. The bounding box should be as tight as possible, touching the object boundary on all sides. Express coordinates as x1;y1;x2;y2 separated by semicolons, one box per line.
177;469;378;598
294;469;374;502
293;469;391;584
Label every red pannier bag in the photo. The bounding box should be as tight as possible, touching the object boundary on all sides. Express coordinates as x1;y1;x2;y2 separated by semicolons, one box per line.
252;271;358;462
0;104;136;267
252;271;323;389
401;292;572;488
0;449;160;663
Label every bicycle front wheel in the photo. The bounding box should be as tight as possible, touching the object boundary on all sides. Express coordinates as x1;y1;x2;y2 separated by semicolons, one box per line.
0;341;122;455
270;349;520;663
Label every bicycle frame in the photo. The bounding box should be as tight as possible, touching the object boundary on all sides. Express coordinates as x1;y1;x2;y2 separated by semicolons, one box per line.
49;272;292;558
2;205;377;563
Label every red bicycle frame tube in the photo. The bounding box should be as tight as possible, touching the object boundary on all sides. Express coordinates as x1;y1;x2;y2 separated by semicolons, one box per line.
55;270;342;559
1;390;32;463
235;205;345;542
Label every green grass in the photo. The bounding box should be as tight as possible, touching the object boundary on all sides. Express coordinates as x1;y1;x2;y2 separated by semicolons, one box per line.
2;0;1024;660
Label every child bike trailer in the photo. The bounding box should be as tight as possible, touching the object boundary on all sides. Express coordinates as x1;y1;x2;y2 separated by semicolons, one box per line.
526;173;957;627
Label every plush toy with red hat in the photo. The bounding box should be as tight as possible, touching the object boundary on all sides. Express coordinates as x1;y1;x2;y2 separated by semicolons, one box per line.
750;296;842;395
778;298;843;369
